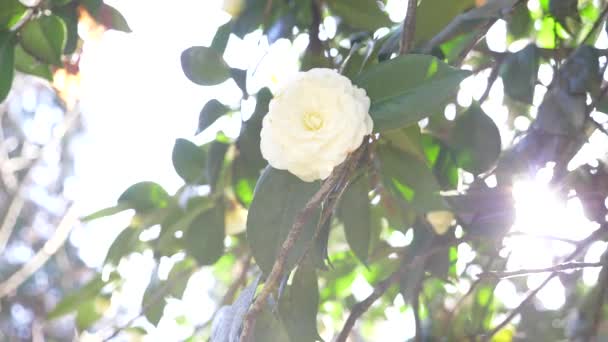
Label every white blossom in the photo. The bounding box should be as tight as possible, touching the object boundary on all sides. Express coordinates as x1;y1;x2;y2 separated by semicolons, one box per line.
260;68;373;182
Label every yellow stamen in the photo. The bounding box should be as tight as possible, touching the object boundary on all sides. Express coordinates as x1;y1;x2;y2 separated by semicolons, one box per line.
302;112;324;131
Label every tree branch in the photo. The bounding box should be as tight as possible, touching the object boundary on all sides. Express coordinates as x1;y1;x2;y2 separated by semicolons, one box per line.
335;237;464;342
484;224;608;339
238;148;364;342
399;0;417;55
0;204;78;298
479;262;604;279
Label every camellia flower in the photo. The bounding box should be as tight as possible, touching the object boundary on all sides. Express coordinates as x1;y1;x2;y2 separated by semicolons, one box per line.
260;68;373;182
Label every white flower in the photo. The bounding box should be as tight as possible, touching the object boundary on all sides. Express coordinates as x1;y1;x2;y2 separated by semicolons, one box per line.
260;68;373;182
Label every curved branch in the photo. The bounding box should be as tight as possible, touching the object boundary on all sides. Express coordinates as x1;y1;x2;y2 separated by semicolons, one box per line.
399;0;417;55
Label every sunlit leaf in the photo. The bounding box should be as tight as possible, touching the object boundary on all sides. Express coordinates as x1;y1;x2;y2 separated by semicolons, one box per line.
247;167;320;275
20;15;67;66
118;181;170;212
355;54;470;132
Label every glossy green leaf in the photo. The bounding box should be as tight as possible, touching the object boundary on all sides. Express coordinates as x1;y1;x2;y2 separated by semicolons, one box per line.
99;4;131;32
14;44;53;80
184;203;225;266
48;274;116;319
338;174;371;265
355;54;470;132
450;103;501;175
415;0;475;42
501;44;539;104
379;145;447;213
20;15;67;66
326;0;392;31
0;0;27;30
279;261;322;342
172;138;207;184
197;99;229;134
53;4;79;54
181;46;231;86
247;167;320;276
0;32;15;103
118;181;170;212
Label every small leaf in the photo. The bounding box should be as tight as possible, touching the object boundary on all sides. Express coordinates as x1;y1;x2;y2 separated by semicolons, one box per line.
355;54;470;132
197;99;230;134
326;0;392;31
14;44;53;81
118;181;170;213
0;0;27;30
247;167;320;276
181;46;231;86
172;138;207;184
211;21;232;54
48;274;116;319
184;203;225;266
81;203;131;222
207;140;230;191
379;145;447;213
501;44;539;104
279;261;322;342
450;103;501;175
0;32;15;103
98;4;131;32
20;15;67;66
104;226;140;265
75;296;109;330
142;270;166;325
338;174;371;265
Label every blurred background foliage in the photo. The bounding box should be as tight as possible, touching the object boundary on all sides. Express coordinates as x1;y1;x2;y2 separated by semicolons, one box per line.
2;0;608;341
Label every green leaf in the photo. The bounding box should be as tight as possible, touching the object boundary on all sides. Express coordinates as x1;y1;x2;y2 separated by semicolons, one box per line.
501;44;539;104
19;15;67;66
355;54;470;132
184;203;225;266
75;296;109;330
81;203;131;222
118;181;170;213
0;0;27;30
326;0;392;31
181;46;231;86
338;174;371;265
197;99;230;134
99;4;131;32
81;0;102;16
167;258;197;298
142;270;166;325
172;138;207;184
48;274;117;319
247;167;320;276
279;261;322;342
415;0;476;43
14;44;53;80
379;145;447;213
207;140;230;191
52;4;79;54
450;103;501;175
104;226;140;265
0;32;15;103
253;308;291;341
211;21;232;54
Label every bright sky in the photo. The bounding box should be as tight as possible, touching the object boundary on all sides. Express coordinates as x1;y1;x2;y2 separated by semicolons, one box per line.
64;0;608;339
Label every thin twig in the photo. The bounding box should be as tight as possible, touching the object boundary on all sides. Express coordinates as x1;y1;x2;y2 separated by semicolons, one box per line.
454;19;497;67
238;151;362;342
478;56;504;103
479;262;603;279
484;225;608;339
506;231;580;245
0;204;78;298
399;0;417;55
335;237;465;342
